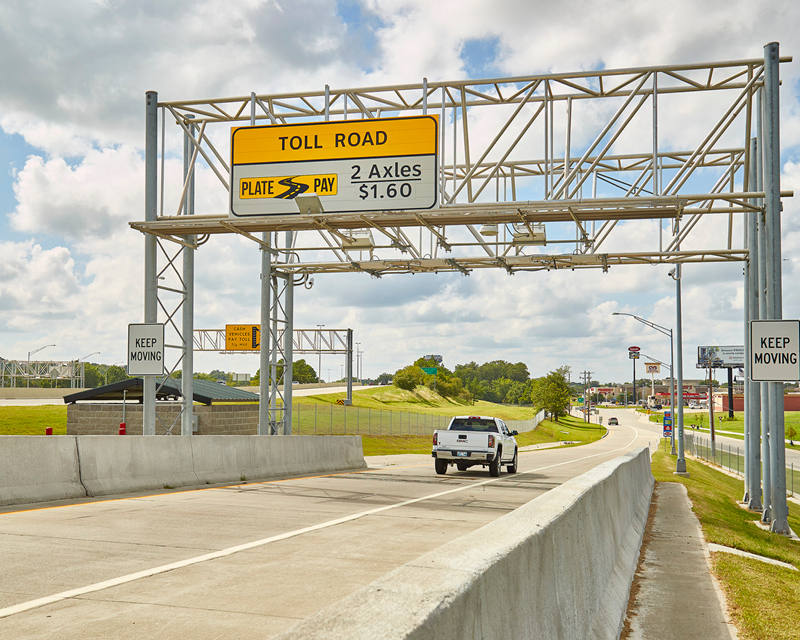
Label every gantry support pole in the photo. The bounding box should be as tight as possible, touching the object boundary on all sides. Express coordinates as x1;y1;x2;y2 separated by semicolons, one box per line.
744;137;762;510
144;91;158;436
181;118;196;436
346;329;353;405
283;249;294;435
763;42;790;534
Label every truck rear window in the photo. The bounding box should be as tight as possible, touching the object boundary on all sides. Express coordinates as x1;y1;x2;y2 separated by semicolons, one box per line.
449;418;498;432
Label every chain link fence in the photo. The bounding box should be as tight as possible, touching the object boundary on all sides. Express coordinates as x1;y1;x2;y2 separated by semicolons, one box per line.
683;432;798;498
290;404;545;437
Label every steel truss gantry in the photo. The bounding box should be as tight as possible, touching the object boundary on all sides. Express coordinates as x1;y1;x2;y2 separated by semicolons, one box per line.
135;46;792;533
0;359;86;388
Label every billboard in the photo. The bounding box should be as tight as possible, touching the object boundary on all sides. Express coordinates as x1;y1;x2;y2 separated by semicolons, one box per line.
230;116;438;216
697;345;744;368
645;363;660;374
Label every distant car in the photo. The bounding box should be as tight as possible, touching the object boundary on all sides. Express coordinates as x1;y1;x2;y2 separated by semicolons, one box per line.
608;417;619;425
653;404;662;410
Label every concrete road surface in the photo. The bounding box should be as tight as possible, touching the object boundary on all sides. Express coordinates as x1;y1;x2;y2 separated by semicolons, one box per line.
0;420;654;639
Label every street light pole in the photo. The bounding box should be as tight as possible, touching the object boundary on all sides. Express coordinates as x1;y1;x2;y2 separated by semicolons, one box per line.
316;324;325;387
26;344;55;388
613;312;686;474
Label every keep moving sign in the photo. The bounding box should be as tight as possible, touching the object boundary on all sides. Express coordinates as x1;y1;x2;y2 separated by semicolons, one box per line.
128;323;165;376
750;320;800;381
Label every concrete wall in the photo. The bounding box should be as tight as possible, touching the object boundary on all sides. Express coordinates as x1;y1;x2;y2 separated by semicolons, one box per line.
0;388;87;400
67;403;260;436
0;435;366;506
0;436;86;505
273;448;654;640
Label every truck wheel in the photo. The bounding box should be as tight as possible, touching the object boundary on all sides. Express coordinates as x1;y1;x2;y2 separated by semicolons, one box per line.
489;449;501;477
435;459;448;475
507;449;518;474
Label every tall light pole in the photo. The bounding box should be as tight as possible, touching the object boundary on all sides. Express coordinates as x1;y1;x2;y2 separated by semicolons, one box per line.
613;312;686;474
316;324;325;387
75;351;100;388
356;342;361;383
27;344;55;388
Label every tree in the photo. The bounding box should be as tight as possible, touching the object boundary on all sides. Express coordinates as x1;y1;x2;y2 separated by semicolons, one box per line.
376;372;393;385
254;358;318;385
530;366;571;421
84;363;101;388
394;365;425;391
105;365;129;385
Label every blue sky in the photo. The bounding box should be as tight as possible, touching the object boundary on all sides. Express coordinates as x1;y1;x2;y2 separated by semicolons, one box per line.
1;0;799;384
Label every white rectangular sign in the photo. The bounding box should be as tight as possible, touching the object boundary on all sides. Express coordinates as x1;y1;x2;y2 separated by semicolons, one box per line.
645;363;660;374
128;323;165;376
750;320;800;381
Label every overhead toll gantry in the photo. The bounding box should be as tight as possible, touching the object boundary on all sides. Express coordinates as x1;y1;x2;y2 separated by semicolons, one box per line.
133;45;792;534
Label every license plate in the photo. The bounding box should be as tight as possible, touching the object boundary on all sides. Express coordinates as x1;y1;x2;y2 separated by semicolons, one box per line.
456;451;468;457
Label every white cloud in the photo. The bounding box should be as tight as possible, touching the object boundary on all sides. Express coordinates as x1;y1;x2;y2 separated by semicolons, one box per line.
1;0;799;384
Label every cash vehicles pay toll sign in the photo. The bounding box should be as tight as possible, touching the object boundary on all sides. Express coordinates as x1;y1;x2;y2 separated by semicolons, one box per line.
230;116;438;216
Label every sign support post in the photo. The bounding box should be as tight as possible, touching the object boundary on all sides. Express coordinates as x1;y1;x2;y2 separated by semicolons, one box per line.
763;42;790;535
744;136;762;510
143;91;158;436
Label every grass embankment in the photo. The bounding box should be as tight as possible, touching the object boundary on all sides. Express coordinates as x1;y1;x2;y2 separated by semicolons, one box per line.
361;414;605;456
0;406;67;435
647;410;800;451
297;385;536;420
652;448;800;639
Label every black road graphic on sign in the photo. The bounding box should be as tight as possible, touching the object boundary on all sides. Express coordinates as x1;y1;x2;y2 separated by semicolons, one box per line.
275;177;310;200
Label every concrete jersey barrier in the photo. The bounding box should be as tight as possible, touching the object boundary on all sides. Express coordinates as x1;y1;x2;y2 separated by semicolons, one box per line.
0;435;366;506
272;447;654;640
0;436;86;506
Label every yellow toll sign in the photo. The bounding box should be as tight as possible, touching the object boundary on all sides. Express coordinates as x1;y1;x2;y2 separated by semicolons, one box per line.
225;325;260;351
232;116;437;165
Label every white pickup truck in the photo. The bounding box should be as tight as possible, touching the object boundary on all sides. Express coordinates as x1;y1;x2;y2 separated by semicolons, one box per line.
431;415;519;477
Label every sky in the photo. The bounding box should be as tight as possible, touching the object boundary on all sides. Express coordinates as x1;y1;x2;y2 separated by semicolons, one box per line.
2;0;800;385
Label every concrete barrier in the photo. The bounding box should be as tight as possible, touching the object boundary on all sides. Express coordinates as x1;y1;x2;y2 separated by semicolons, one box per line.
272;447;654;640
0;388;87;400
0;435;367;505
0;436;86;506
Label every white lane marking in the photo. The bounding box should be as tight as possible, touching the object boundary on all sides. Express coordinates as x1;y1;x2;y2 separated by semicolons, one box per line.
0;430;641;619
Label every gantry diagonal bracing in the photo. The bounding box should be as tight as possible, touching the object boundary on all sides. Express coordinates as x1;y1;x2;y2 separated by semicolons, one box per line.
133;54;791;278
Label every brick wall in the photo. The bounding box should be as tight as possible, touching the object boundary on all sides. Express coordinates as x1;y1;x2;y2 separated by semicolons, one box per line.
67;403;259;435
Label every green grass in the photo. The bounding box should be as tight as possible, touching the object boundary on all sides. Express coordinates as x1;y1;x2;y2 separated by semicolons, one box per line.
297;385;538;421
652;448;800;639
359;414;606;456
0;406;67;435
648;410;800;452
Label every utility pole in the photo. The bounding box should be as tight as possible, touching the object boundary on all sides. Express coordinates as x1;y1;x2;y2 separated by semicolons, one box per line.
581;370;594;423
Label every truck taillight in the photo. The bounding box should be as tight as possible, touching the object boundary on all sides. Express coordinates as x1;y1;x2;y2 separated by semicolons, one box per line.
488;435;495;448
433;433;438;446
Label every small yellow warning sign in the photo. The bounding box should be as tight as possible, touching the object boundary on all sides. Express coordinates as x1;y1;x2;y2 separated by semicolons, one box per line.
239;174;337;200
225;325;260;351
